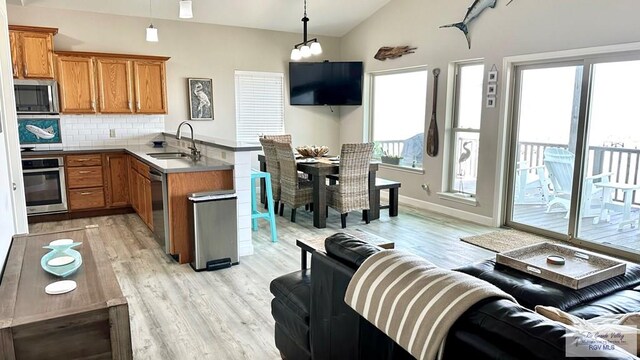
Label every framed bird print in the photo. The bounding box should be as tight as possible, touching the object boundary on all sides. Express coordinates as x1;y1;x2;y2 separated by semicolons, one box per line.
188;78;214;120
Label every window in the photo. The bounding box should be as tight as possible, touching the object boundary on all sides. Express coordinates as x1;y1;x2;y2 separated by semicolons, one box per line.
448;62;484;196
235;71;285;143
370;67;428;170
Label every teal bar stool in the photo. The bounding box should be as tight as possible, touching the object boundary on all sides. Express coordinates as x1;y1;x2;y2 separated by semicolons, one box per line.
251;170;277;242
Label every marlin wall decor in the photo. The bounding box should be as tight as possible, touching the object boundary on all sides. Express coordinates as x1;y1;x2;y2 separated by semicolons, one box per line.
440;0;497;49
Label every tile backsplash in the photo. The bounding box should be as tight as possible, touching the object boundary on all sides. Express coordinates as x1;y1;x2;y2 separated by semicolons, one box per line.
29;115;164;149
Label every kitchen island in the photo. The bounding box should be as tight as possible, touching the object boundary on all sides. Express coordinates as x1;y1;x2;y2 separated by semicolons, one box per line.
23;144;235;264
22;135;261;262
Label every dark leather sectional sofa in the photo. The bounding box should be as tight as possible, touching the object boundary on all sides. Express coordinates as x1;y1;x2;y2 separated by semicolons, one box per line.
270;233;640;359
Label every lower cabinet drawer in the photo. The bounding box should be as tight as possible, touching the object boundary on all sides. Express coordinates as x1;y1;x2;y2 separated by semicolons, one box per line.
69;187;105;210
67;166;104;188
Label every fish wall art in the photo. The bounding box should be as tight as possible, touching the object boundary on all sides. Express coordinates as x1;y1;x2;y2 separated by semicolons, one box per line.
18;118;62;144
440;0;497;49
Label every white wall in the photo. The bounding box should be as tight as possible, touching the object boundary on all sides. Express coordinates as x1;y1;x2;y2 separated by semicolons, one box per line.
7;5;343;152
339;0;640;222
0;0;22;273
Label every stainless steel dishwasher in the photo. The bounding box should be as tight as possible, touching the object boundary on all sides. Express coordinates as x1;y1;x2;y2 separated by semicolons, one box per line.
149;168;170;253
188;190;238;271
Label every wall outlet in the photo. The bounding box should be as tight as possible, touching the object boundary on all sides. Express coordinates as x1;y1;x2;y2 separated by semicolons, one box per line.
109;129;116;138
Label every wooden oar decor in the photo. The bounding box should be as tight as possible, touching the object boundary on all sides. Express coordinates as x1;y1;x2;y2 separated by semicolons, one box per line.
426;68;441;157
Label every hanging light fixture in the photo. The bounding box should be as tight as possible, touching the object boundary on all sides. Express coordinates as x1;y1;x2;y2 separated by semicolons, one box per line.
146;0;159;42
179;0;193;19
290;0;322;61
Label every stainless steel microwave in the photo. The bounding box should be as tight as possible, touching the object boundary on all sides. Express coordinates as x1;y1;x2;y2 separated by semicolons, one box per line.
14;79;60;115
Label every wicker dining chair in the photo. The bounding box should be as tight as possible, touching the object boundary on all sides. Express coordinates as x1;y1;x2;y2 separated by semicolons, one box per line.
262;134;292;143
259;137;284;213
274;141;313;223
326;143;374;228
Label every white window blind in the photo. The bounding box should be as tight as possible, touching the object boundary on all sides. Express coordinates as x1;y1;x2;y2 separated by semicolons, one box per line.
235;71;285;143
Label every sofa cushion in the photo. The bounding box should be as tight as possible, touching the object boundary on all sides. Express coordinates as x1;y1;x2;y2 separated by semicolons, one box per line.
275;323;311;360
270;269;311;322
272;298;310;351
447;299;638;359
456;260;640;310
325;232;382;269
568;289;640;319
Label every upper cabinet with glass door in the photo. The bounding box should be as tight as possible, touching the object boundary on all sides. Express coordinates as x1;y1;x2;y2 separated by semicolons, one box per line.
9;25;58;79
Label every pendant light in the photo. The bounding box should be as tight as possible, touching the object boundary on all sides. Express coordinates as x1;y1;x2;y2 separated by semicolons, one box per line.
146;0;159;42
179;1;193;19
290;0;322;61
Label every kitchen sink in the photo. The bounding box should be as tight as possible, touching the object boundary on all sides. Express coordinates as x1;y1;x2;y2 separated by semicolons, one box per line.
147;152;191;159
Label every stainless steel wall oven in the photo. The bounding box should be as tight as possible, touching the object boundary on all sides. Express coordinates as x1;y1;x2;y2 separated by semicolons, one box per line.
22;157;67;215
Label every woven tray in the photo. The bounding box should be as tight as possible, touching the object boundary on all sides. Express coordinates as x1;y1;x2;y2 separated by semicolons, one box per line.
496;242;626;289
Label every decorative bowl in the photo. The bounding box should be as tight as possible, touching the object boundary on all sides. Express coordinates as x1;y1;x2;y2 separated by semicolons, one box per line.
41;242;83;278
296;145;329;158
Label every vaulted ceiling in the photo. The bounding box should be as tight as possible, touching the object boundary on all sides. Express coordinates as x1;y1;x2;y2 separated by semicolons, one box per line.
6;0;392;37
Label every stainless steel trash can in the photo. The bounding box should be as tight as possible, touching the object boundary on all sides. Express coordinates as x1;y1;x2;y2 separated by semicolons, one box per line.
188;190;238;271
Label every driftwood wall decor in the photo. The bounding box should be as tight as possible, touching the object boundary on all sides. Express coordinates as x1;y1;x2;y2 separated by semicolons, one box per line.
374;46;417;61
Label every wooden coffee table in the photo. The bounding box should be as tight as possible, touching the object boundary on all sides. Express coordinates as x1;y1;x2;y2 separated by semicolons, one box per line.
0;225;133;359
296;229;395;269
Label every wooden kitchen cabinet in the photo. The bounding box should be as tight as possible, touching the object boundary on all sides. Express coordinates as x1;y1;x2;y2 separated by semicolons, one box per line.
104;153;130;208
67;166;104;189
167;170;234;263
69;187;106;210
8;25;57;79
127;155;153;229
133;60;167;114
54;51;169;115
56;56;97;113
96;58;134;113
66;153;105;211
9;31;19;78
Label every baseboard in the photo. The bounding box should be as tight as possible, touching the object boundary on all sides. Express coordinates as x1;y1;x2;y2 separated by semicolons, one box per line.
238;243;254;257
380;192;496;227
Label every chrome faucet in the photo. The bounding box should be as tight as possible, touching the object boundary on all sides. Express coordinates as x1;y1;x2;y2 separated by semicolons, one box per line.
176;121;201;161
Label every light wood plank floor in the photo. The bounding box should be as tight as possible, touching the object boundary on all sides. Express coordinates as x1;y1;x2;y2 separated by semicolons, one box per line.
29;205;495;359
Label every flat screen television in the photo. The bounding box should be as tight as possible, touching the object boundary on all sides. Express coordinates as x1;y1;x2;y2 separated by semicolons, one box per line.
289;61;363;106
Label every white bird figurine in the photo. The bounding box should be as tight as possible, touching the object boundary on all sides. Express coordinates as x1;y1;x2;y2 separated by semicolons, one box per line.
458;141;472;165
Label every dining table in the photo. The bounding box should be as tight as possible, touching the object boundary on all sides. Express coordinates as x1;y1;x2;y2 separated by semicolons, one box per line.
257;154;380;229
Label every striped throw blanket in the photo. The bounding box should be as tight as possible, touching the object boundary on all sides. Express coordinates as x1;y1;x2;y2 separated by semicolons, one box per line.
344;250;516;360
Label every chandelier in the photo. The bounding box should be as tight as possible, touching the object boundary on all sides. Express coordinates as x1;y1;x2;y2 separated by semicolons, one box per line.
290;0;322;61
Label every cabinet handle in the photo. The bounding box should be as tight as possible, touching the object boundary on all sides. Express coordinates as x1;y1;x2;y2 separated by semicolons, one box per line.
75;159;90;162
80;192;93;195
128;101;132;110
78;170;92;174
23;66;27;77
91;101;96;110
136;101;141;111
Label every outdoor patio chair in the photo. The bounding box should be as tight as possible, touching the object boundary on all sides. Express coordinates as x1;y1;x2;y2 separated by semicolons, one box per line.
514;161;551;205
543;147;612;218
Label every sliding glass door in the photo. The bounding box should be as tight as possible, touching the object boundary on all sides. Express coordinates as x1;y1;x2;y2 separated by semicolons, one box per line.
508;64;583;236
577;59;640;255
506;55;640;257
